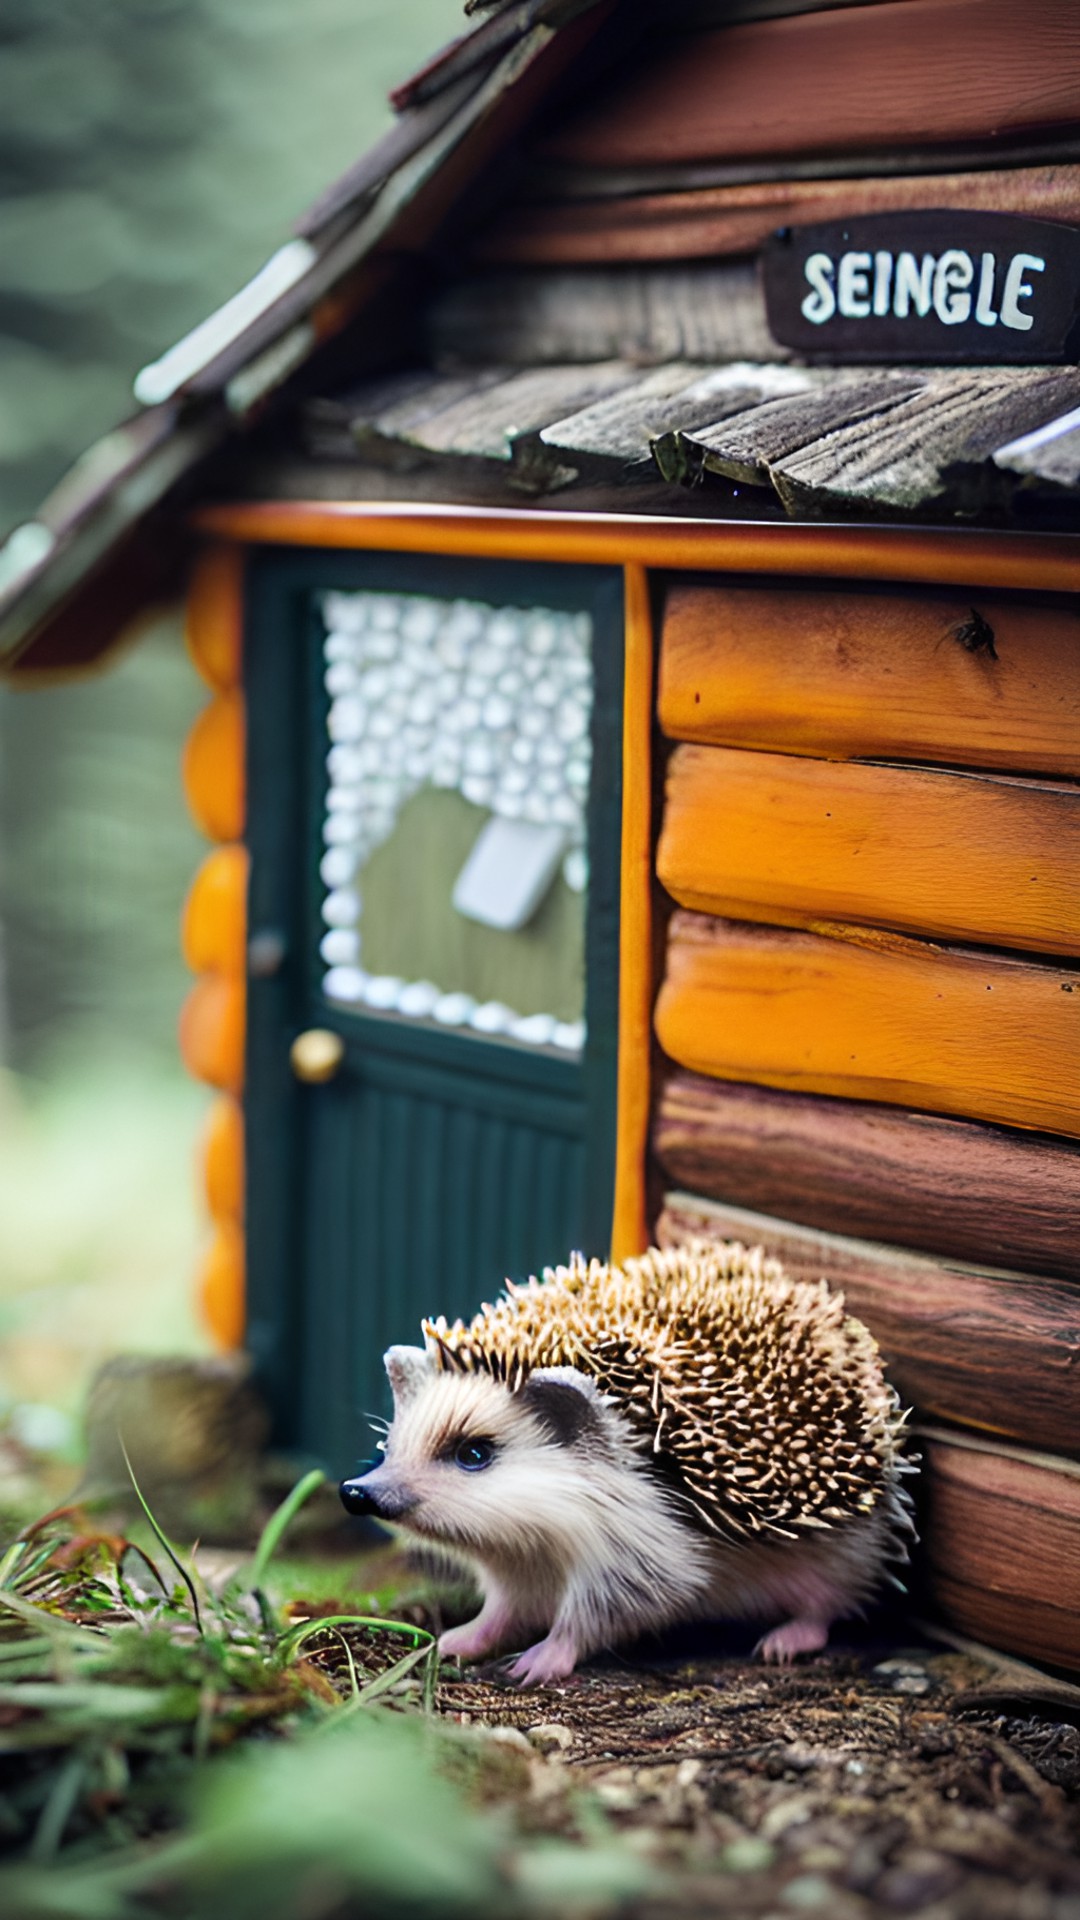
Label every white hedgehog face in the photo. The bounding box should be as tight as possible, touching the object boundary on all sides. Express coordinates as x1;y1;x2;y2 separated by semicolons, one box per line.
339;1345;634;1568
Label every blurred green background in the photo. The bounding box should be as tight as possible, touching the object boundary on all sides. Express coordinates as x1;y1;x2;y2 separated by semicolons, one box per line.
0;0;460;1454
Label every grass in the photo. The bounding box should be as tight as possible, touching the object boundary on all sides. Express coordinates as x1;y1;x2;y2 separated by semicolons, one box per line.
0;1472;650;1920
0;1061;208;1444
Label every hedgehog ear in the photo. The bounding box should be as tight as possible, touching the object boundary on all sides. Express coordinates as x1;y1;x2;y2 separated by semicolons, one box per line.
520;1366;604;1448
384;1346;431;1407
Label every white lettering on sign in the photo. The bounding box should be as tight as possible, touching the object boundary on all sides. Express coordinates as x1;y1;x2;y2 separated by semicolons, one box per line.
800;245;1047;331
1001;252;1045;331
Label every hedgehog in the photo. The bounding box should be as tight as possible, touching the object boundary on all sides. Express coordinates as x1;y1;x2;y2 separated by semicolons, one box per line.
339;1240;916;1686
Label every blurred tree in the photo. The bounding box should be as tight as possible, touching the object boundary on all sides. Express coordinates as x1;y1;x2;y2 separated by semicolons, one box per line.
0;0;459;1071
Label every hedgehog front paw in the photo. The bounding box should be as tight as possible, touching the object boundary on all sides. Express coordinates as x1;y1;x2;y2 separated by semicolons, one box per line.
755;1617;830;1664
504;1630;579;1688
439;1610;511;1663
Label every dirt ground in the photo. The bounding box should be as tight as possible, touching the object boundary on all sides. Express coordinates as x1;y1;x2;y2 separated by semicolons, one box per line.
327;1615;1080;1920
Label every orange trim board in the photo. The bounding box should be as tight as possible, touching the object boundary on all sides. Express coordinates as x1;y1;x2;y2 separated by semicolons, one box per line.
611;563;653;1264
194;503;1080;596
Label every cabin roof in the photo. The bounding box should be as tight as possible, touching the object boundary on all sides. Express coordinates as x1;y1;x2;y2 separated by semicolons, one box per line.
4;0;1080;677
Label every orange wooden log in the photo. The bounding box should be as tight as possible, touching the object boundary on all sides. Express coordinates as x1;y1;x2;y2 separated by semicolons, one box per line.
185;545;243;692
179;974;246;1096
201;1093;245;1224
181;844;249;977
655;911;1080;1137
182;692;246;843
658;744;1080;958
658;584;1080;775
198;1221;245;1352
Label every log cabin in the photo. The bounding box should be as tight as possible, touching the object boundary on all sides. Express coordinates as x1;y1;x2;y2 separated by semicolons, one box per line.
2;0;1079;1672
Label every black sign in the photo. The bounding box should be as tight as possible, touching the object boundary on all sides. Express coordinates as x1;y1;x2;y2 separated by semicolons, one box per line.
764;211;1080;363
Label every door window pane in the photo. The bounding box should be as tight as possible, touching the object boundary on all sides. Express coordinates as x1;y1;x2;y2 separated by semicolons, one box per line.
318;589;592;1052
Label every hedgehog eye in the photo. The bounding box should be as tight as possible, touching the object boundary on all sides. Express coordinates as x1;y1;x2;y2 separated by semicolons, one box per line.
453;1436;495;1472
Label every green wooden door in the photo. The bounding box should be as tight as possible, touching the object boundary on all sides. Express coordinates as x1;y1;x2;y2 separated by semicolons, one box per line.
244;550;623;1469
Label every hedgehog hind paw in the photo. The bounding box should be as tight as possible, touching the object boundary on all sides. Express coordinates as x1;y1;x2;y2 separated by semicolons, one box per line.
504;1630;579;1688
755;1617;830;1664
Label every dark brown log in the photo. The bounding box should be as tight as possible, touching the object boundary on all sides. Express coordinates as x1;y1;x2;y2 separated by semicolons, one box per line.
537;1;1080;170
654;1073;1080;1282
919;1429;1080;1673
477;165;1080;265
656;1192;1080;1458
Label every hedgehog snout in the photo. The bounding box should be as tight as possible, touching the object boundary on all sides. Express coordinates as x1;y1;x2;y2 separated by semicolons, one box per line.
339;1466;416;1522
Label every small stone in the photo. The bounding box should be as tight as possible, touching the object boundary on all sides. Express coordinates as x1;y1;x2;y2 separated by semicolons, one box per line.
322;888;361;928
363;974;405;1010
510;1012;557;1047
322;593;364;636
327;744;363;783
481;1725;533;1754
320;847;358;889
549;792;580;828
328;696;364;743
551;1019;585;1052
433;991;476;1027
525;613;558;655
324;631;355;662
874;1850;961;1911
370;596;401;632
364;631;397;662
395;980;440;1019
872;1659;934;1696
463;736;497;777
482;693;513;731
595;1780;639;1812
401;599;439;644
486;609;520;648
469;1001;515;1035
555;700;588;744
324;661;358;696
320;927;359;966
563;849;587;894
780;1874;833;1910
528;1722;574;1754
720;1837;775;1873
323;966;367;1003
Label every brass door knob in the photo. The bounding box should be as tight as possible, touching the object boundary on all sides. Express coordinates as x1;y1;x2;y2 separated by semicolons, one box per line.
290;1028;345;1083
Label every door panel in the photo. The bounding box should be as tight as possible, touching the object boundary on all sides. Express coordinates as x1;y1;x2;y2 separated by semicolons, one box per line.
244;550;622;1466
